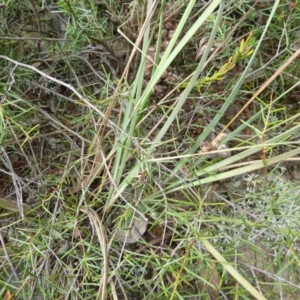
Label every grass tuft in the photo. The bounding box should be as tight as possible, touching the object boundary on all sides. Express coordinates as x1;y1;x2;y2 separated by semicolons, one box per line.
0;0;300;299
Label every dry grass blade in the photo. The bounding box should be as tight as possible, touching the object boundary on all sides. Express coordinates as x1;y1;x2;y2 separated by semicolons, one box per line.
0;197;31;214
71;138;105;194
221;47;300;134
82;208;108;300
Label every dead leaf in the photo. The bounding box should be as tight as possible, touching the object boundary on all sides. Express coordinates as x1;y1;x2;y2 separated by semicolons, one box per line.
114;217;148;244
31;61;43;68
4;290;14;300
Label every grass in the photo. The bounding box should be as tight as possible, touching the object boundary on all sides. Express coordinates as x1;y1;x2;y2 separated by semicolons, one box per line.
0;0;300;299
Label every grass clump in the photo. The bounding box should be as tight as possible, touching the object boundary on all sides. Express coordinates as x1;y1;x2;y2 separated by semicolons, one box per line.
0;0;300;299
